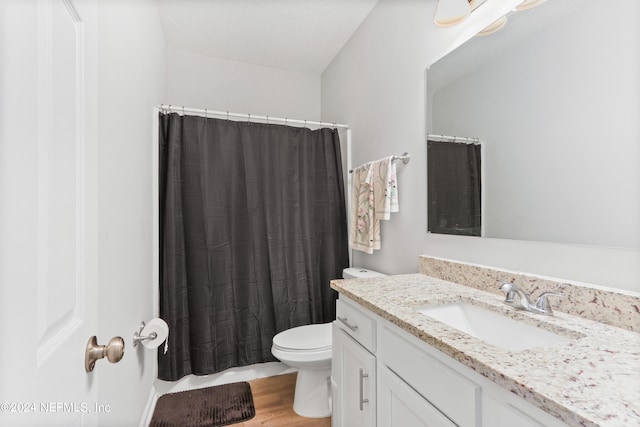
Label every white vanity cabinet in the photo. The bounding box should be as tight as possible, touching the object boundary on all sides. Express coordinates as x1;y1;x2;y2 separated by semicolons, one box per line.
332;299;377;427
332;296;569;427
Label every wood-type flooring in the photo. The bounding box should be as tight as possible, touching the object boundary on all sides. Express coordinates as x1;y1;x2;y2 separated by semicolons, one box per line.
236;372;332;427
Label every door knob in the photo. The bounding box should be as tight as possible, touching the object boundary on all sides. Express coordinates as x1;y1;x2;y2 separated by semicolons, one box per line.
85;336;125;372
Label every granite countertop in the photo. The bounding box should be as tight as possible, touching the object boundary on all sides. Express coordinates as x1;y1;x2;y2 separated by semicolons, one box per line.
331;273;640;427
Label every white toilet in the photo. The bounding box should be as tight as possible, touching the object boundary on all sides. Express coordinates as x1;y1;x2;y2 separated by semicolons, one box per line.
272;323;333;417
271;267;386;418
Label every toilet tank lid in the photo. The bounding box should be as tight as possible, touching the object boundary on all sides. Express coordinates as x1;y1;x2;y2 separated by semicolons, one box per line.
342;267;387;279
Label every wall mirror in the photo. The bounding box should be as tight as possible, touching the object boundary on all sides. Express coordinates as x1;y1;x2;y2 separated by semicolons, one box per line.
426;0;639;249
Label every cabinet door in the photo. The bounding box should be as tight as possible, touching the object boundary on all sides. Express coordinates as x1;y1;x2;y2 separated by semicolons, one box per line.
381;326;481;426
497;404;547;427
378;366;457;427
332;325;376;427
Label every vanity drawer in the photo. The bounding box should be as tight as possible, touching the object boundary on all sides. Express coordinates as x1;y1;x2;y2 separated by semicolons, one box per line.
380;326;481;427
335;298;376;352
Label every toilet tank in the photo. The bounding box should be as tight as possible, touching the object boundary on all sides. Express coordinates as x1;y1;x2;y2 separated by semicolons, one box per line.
342;267;387;279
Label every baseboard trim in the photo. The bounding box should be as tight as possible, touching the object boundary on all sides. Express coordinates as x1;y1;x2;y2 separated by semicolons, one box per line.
138;384;157;427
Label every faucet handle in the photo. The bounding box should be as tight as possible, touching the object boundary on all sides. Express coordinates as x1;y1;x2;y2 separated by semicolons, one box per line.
534;292;563;314
499;283;519;303
499;283;514;299
499;283;532;309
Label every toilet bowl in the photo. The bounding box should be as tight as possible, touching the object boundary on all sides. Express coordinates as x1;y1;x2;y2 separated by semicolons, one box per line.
271;322;332;418
271;267;387;418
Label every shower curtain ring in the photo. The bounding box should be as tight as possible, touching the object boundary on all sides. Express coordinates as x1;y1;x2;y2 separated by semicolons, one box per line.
226;111;229;121
266;115;269;125
204;108;207;120
248;113;251;124
182;106;185;116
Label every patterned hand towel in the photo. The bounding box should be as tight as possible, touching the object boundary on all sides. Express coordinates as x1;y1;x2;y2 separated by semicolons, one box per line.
372;156;397;221
349;163;375;254
389;160;399;214
349;156;400;253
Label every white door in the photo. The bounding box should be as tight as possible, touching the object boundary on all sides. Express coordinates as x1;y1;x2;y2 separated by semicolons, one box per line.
0;0;99;426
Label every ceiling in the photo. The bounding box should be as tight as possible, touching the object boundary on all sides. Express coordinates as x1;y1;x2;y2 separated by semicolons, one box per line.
156;0;379;74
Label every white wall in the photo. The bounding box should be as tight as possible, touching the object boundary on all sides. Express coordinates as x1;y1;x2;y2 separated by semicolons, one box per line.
97;0;167;425
322;0;640;293
167;48;321;120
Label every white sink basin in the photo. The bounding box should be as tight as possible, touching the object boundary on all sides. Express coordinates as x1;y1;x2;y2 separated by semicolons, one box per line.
417;302;571;352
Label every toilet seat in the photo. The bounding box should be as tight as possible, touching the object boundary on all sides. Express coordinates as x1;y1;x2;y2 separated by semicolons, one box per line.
273;323;332;352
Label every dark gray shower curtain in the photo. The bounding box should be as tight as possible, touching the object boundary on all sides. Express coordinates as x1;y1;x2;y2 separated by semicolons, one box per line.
427;140;482;236
158;113;349;381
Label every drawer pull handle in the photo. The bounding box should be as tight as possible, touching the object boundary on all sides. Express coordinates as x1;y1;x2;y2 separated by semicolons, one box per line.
359;368;369;410
337;316;358;331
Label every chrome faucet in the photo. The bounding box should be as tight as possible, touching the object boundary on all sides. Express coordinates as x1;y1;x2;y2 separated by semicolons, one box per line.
499;283;562;315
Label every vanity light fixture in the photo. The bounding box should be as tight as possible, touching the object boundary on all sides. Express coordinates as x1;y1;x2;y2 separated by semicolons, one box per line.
476;15;508;36
475;0;545;37
433;0;472;27
434;0;544;34
514;0;546;11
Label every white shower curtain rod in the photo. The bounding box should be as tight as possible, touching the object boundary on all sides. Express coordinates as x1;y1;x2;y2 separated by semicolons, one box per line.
157;104;350;129
427;133;482;144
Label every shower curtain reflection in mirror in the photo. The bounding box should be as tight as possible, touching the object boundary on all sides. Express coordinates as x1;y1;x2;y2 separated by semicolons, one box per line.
427;140;482;236
158;113;349;381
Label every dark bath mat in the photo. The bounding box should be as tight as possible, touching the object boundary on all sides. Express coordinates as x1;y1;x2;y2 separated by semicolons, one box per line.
149;381;255;427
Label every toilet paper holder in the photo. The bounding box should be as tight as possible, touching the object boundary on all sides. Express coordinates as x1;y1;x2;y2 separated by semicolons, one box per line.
133;321;157;347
